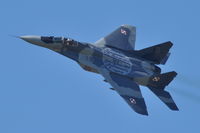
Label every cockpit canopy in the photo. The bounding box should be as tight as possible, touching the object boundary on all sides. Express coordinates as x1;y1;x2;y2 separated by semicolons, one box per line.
41;36;77;46
41;36;54;43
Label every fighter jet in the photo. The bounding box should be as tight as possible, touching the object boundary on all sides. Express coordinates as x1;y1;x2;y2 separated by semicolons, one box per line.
20;25;178;115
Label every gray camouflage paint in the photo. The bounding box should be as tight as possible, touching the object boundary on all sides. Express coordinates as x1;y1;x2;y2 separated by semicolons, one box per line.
20;25;178;115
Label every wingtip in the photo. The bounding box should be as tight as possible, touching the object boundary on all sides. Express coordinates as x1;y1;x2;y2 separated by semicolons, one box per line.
142;112;149;116
170;104;179;111
138;111;149;116
135;109;149;116
141;110;149;116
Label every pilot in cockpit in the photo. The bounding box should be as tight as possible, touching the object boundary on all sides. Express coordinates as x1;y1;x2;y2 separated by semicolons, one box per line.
64;38;74;46
41;36;77;47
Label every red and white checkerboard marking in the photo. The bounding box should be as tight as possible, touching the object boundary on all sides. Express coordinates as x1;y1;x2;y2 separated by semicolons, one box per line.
129;98;136;104
121;29;127;35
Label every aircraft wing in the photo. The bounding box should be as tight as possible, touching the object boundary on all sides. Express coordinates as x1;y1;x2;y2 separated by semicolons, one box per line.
94;25;136;51
100;69;148;115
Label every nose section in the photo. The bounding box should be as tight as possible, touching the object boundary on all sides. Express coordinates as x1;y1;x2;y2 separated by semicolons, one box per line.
20;35;44;46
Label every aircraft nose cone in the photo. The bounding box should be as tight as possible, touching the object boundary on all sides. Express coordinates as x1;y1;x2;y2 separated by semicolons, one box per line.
20;35;40;42
20;35;30;40
20;36;30;41
20;35;44;46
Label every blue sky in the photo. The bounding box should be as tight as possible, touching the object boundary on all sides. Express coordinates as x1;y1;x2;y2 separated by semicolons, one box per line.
0;0;200;132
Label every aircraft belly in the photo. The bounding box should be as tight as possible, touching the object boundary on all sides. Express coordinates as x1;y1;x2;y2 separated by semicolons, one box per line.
78;48;101;72
102;48;149;77
102;48;132;75
78;47;150;78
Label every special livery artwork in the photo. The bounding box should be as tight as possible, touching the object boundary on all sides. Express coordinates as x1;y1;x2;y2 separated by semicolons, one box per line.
103;48;132;75
19;24;178;115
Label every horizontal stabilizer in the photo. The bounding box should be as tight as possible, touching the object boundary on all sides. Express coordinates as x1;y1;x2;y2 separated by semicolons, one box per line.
147;71;177;90
149;88;179;110
135;41;173;64
147;71;178;110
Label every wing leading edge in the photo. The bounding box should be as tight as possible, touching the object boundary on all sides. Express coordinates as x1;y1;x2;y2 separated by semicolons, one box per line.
100;69;148;115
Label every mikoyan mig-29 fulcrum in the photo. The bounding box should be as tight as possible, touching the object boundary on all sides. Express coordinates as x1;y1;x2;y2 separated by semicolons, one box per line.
20;25;178;115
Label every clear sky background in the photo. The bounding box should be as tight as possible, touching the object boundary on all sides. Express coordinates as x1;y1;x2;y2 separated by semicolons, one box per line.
0;0;200;133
